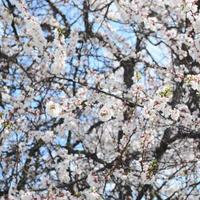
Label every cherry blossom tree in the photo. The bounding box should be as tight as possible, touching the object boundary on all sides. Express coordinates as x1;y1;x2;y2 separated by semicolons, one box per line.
0;0;200;199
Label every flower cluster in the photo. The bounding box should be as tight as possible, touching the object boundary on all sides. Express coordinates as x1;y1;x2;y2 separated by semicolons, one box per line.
0;0;200;199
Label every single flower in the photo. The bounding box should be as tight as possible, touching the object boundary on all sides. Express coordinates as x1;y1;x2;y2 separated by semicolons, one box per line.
99;105;113;122
46;101;62;117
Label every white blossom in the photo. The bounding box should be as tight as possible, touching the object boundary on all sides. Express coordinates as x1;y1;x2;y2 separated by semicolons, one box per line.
1;0;200;199
99;105;113;122
46;101;62;117
170;109;180;121
84;190;102;200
